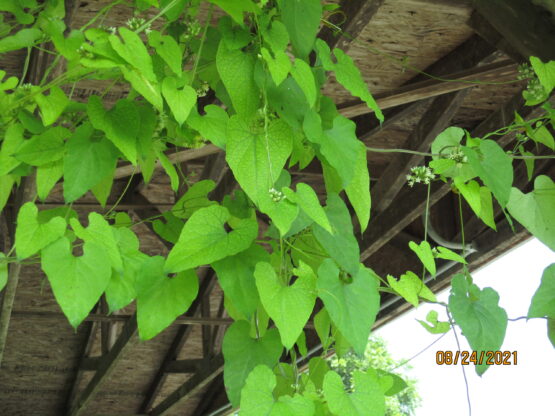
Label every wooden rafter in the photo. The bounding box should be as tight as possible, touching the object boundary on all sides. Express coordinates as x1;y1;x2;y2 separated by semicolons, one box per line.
473;0;555;61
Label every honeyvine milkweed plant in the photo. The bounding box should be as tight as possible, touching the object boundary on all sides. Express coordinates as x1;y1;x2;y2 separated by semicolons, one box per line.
0;0;554;414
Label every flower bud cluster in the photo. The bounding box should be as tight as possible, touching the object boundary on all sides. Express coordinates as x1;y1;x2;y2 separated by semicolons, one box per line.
268;187;285;202
406;166;435;187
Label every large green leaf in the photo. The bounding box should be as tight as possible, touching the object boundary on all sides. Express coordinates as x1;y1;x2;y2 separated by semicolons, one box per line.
226;115;293;204
212;244;269;319
280;0;322;58
165;205;258;272
41;237;111;328
87;96;140;164
387;271;436;307
312;194;359;276
315;39;383;122
463;140;513;208
136;256;198;340
507;175;555;251
216;40;259;117
15;202;67;259
105;228;148;312
323;370;385;416
528;263;555;318
208;0;256;26
63;122;118;202
448;274;508;375
14;126;69;166
222;321;283;407
240;365;316;416
317;259;380;355
255;261;317;349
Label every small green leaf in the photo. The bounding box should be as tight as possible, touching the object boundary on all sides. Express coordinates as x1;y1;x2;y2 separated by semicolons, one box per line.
463;140;513;208
262;19;289;53
0;123;24;176
314;308;332;349
0;28;41;53
528;263;555;318
435;247;467;264
88;96;140;164
15;126;69;166
207;0;256;26
148;31;182;75
216;40;259;117
291;58;317;107
530;56;555;96
387;271;436;307
317;259;380;355
408;241;436;276
172;179;217;219
156;148;179;192
34;86;69;126
165;205;258;272
15;202;67;259
530;125;555;150
162;77;197;125
37;160;63;201
213;244;269;319
110;27;156;80
0;253;7;292
0;175;14;213
507;175;555;251
63;122;118;202
152;212;185;244
136;256;198;340
41;237;111;328
255;261;317;349
223;321;283;407
315;39;383;122
261;47;291;86
449;274;508;375
548;318;555;348
455;178;496;230
280;0;322;58
188;105;229;149
323;370;385;416
283;183;331;233
345;144;371;232
312;194;359;276
417;310;450;334
240;365;315;416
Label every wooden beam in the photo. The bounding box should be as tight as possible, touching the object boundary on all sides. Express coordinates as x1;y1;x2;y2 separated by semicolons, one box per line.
338;59;518;118
67;315;138;416
467;11;524;62
165;359;205;374
370;90;469;213
319;0;385;52
149;355;225;416
473;0;555;61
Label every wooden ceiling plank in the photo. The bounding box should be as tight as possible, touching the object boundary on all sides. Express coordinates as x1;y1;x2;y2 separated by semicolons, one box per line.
473;0;555;61
67;314;138;416
319;0;386;52
371;90;469;213
149;355;225;416
359;88;530;262
339;59;518;118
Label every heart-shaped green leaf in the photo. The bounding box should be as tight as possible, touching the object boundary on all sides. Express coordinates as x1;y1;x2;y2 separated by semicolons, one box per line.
165;205;258;273
255;261;316;349
14;126;69;166
15;202;67;259
528;263;555;319
223;321;283;407
317;259;380;355
408;241;436;276
136;256;199;340
41;237;111;328
323;370;385;416
161;76;197;125
387;271;436;307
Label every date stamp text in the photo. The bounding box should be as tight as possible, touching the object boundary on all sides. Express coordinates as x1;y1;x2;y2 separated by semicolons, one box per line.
436;350;517;365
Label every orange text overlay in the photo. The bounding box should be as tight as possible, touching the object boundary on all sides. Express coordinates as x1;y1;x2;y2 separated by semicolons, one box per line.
436;350;517;366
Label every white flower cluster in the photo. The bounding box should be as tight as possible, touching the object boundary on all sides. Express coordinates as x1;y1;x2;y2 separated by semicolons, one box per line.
526;78;546;102
268;187;285;202
196;81;210;97
406;166;435;187
126;17;151;33
447;147;468;165
99;25;117;35
517;63;534;80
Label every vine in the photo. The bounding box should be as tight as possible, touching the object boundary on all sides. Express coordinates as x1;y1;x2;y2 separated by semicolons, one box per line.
0;1;554;415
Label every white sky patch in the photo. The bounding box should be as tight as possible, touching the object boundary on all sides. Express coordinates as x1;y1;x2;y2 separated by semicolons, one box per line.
375;238;555;416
